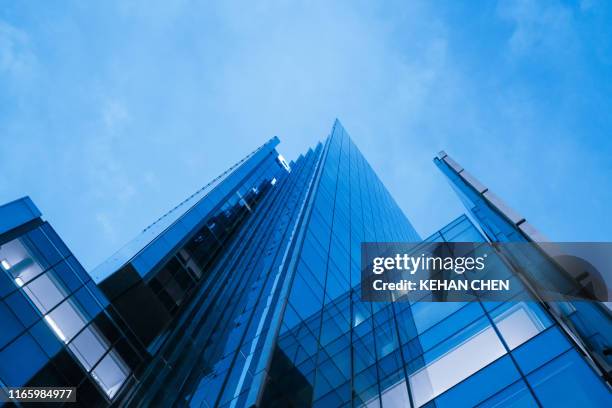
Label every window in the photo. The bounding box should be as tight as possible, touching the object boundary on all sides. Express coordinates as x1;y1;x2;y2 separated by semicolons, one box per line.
0;334;47;386
23;271;68;313
46;298;87;343
27;228;63;266
491;302;551;350
69;325;109;371
0;238;44;285
5;290;39;327
91;349;129;398
0;301;24;348
409;318;506;407
477;380;537;408
528;350;611;407
434;355;520;408
411;302;467;334
381;379;411;407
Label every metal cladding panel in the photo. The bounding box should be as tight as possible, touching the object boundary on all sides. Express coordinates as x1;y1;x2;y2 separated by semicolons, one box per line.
0;197;42;237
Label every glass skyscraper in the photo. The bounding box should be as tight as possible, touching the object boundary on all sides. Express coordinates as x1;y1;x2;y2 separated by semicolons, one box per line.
0;120;610;407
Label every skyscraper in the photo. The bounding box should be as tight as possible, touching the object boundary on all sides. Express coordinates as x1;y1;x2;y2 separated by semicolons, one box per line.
0;121;609;407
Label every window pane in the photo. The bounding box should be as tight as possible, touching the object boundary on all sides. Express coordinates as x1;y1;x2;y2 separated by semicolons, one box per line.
73;286;102;319
411;302;467;334
41;223;71;258
69;325;109;371
53;261;82;293
0;269;15;298
435;355;520;408
0;238;44;285
0;334;47;386
381;379;411;408
477;380;537;408
528;350;612;407
511;326;571;374
23;271;67;313
27;228;62;266
5;290;39;327
409;318;506;407
0;300;24;348
29;320;62;358
91;349;129;398
46;298;87;343
491;302;551;350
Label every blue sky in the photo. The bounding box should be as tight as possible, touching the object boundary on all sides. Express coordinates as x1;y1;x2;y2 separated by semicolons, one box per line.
1;0;611;271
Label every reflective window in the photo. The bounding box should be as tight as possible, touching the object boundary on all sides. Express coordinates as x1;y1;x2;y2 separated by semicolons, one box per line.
476;380;537;408
434;355;520;408
363;391;381;408
527;350;612;407
40;223;71;258
73;286;103;319
0;334;47;386
411;302;466;334
0;268;15;297
10;298;39;340
91;349;129;398
381;379;411;407
0;238;44;285
46;298;87;343
0;300;24;348
418;302;483;352
409;318;506;407
511;326;571;374
53;261;82;293
27;228;62;266
23;271;67;313
69;325;109;371
491;302;551;350
29;320;62;358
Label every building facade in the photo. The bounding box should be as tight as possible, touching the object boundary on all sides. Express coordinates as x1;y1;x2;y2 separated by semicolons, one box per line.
0;121;610;407
0;197;144;406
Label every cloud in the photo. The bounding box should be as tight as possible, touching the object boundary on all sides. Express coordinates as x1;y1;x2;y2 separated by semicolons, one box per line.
0;20;35;75
83;97;137;203
102;98;130;132
95;211;117;240
497;0;576;57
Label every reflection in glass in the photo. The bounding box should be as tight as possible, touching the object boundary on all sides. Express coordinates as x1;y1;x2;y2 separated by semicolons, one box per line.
0;238;44;285
46;298;87;343
44;315;67;343
492;302;551;350
92;349;129;398
23;271;67;313
409;319;506;407
69;325;109;371
381;379;411;407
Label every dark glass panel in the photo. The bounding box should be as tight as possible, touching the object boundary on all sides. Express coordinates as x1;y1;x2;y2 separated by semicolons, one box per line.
30;319;62;358
0;334;48;386
53;261;82;293
73;285;103;320
26;227;62;267
0;300;24;348
5;290;39;328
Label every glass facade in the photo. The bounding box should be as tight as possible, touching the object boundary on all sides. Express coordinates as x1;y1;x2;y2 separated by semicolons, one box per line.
0;198;143;406
435;151;612;388
92;136;288;363
0;121;609;407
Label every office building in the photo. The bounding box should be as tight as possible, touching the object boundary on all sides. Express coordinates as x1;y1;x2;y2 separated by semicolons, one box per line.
0;121;609;407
